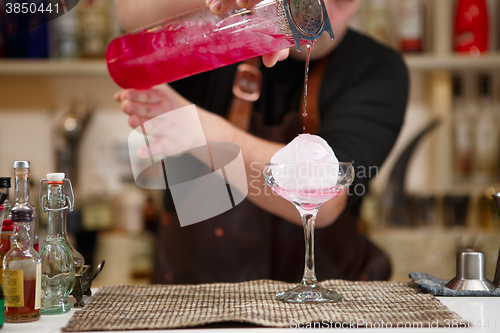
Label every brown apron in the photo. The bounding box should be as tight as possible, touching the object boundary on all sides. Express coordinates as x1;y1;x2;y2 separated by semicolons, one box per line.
152;57;391;285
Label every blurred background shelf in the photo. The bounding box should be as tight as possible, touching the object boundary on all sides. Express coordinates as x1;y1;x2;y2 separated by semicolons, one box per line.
0;59;108;76
3;53;500;77
405;53;500;71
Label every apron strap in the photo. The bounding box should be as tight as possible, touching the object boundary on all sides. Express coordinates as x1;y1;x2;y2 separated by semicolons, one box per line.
227;57;262;132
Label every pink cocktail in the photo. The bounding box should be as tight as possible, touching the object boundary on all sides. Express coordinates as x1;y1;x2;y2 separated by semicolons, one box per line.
263;162;354;303
106;1;296;89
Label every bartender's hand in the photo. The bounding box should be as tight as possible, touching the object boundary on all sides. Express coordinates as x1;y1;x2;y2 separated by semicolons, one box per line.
206;0;290;67
114;85;225;159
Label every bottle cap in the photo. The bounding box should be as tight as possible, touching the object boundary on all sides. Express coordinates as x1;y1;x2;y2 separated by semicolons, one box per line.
2;219;13;232
11;209;33;222
13;161;30;170
0;177;11;188
47;173;65;182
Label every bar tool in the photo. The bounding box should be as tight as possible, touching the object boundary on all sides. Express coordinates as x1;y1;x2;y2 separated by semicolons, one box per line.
71;260;105;308
446;249;497;291
493;193;500;287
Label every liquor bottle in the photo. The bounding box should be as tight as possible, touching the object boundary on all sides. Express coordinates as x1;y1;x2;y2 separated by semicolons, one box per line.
106;0;123;44
396;0;424;53
3;209;41;323
452;76;474;180
80;0;108;58
40;174;85;275
454;0;490;55
473;74;499;183
39;173;75;314
12;161;39;252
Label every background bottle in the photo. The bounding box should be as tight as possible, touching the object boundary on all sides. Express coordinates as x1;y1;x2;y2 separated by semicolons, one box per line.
454;0;490;55
51;3;80;58
363;0;391;45
396;0;424;53
12;161;39;252
473;74;499;183
452;75;474;180
3;209;41;323
80;0;108;58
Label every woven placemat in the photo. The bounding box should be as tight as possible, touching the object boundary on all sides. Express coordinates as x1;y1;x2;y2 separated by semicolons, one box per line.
63;280;462;331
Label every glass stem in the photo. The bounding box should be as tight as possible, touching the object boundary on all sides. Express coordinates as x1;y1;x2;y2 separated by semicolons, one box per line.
299;207;319;286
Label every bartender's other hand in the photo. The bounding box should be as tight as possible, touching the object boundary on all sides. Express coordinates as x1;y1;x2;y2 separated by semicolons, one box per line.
205;0;290;67
114;85;190;127
114;85;225;160
114;85;196;159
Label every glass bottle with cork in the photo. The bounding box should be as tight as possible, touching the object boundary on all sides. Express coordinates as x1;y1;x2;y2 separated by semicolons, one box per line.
39;173;76;314
2;209;41;322
12;161;39;252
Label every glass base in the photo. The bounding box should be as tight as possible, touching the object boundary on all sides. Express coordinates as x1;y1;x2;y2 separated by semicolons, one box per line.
276;283;342;303
41;297;71;315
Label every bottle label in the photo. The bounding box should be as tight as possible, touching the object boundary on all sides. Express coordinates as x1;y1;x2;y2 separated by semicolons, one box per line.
35;263;41;310
3;270;24;307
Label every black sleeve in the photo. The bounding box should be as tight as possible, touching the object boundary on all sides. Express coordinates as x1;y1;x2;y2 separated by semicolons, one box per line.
318;31;409;210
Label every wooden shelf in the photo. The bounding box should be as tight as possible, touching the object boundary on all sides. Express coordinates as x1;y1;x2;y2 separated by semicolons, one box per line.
405;53;500;71
1;54;500;76
0;59;108;76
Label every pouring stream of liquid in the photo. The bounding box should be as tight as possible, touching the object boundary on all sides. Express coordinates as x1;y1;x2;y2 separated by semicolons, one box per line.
302;42;314;133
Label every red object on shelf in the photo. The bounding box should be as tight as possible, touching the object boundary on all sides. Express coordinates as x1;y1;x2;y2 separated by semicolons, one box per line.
454;0;490;55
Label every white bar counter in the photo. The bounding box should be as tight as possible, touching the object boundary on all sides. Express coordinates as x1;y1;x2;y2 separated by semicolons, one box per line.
2;296;499;333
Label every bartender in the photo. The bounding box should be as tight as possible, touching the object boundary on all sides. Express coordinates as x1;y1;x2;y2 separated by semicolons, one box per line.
114;0;409;284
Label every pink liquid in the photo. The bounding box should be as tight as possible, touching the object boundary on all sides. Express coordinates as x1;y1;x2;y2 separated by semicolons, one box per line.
274;186;343;210
106;5;296;89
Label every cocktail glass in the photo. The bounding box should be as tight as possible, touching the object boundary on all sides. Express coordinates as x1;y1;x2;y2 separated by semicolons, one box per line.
263;162;354;303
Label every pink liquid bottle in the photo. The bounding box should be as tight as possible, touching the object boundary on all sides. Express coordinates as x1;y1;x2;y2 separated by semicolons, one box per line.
106;0;334;89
